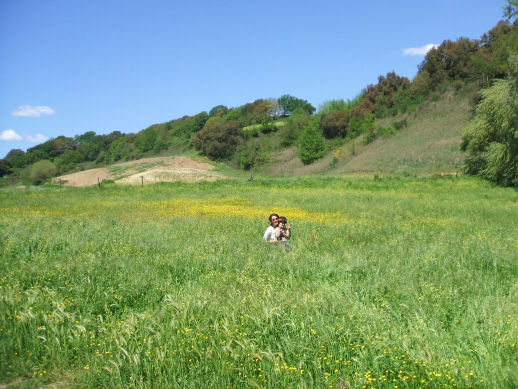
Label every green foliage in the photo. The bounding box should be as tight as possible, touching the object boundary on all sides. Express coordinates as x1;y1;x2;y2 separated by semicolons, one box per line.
192;121;243;160
362;128;378;145
260;115;275;134
237;140;269;170
0;159;12;177
279;111;310;147
356;72;410;118
348;113;375;138
298;120;325;164
75;132;105;161
4;149;26;169
392;119;408;131
278;94;315;116
208;105;228;117
240;99;276;125
222;107;244;123
24;159;58;184
318;97;360;115
55;150;85;174
390;86;424;115
415;20;517;93
135;128;158;153
503;0;518;22
106;137;135;164
320;109;350;138
461;55;518;187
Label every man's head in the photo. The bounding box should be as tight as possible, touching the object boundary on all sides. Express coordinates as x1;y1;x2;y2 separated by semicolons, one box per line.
269;213;279;226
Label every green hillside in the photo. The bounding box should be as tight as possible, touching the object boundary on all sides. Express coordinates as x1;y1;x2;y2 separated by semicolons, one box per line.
336;89;471;175
248;87;471;177
1;17;516;185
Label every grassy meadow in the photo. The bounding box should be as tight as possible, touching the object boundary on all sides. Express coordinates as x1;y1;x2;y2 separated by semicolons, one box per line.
1;176;517;388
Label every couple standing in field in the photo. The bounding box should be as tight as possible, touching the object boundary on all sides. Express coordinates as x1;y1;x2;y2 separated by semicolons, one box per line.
263;213;291;244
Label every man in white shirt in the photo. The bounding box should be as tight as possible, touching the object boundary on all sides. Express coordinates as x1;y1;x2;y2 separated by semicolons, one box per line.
263;213;279;242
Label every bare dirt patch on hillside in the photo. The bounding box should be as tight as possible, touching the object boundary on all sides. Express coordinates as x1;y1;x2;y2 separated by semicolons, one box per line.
54;156;225;187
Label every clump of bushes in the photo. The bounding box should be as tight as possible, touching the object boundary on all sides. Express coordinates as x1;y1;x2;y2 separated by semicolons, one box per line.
23;160;58;185
192;121;243;160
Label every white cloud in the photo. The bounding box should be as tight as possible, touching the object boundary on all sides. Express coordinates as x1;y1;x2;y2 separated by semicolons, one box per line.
0;129;23;141
12;105;55;117
26;133;49;143
403;43;439;56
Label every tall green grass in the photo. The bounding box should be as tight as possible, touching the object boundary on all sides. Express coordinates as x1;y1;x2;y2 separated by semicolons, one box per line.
1;176;517;387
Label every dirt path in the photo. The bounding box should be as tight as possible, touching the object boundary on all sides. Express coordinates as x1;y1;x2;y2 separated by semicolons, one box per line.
54;156;225;187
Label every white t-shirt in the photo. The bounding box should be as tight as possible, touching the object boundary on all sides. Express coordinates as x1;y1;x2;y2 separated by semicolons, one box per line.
263;226;275;241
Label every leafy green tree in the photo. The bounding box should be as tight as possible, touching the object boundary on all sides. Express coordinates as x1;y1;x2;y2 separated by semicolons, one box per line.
348;113;375;137
208;105;228;117
192;112;209;132
238;140;268;170
409;70;432;97
357;72;410;118
240;99;275;124
504;0;518;21
75;131;105;161
25;149;49;164
103;131;125;145
223;108;244;123
4;149;26;168
106;136;134;163
0;159;12;177
55;150;85;174
278;95;315;116
298;120;325;164
461;55;518;187
469;21;518;84
135;128;158;153
279;109;310;147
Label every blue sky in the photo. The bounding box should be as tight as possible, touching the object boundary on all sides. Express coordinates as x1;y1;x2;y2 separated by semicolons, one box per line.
0;0;507;158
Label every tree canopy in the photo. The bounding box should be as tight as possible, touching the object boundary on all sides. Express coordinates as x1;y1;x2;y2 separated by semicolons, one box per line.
461;55;518;187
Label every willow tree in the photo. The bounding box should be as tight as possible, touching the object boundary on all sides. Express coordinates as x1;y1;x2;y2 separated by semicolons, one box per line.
461;55;518;187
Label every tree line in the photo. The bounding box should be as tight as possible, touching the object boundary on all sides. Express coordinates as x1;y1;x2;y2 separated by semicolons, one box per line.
1;8;517;186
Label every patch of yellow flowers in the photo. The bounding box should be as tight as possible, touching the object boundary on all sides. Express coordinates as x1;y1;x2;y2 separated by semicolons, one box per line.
139;198;343;223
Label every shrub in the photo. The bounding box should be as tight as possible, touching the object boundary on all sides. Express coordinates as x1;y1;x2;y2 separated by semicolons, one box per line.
279;111;310;147
348;113;375;137
237;141;269;170
392;119;408;130
298;120;325;164
318;97;360;115
261;115;275;134
192;121;243;160
25;160;57;185
362;128;379;145
320;109;349;138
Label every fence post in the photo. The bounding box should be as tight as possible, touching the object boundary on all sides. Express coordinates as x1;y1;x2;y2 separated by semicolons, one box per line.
98;177;101;189
141;176;144;187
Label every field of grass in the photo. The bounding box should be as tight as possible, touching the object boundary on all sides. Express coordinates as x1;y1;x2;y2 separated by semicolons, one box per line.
1;176;517;388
